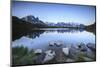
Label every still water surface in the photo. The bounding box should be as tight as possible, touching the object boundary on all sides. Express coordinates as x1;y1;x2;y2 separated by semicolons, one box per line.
12;28;95;50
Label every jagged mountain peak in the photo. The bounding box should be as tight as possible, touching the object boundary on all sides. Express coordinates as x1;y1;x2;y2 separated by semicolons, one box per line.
24;15;35;18
20;15;47;26
21;15;37;22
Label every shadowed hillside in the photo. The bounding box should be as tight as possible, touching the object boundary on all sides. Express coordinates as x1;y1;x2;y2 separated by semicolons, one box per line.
85;22;96;34
12;16;47;40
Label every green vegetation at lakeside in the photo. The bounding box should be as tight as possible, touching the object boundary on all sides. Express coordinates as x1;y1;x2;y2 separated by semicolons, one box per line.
12;46;37;66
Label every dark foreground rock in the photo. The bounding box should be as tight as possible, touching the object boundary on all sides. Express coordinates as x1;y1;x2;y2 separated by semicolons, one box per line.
87;43;96;52
33;43;96;64
78;43;88;51
12;42;96;66
68;45;80;60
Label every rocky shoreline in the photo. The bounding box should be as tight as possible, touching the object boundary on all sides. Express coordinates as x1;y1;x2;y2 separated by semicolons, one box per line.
33;42;96;64
12;42;96;66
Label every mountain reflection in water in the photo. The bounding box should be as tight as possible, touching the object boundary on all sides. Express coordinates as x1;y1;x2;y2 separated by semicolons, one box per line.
26;28;84;39
12;28;95;50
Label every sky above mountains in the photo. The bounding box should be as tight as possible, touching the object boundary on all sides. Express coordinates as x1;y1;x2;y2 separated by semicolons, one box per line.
12;1;96;25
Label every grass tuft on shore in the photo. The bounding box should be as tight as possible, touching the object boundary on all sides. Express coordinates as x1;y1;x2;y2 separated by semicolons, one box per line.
12;46;36;66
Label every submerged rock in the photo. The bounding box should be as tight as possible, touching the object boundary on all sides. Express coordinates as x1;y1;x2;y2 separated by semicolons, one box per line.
55;41;63;47
87;43;96;51
78;43;95;59
49;41;55;46
78;43;88;51
82;48;95;59
49;41;63;47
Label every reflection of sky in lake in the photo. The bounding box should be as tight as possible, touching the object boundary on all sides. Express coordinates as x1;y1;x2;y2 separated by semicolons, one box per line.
12;30;95;50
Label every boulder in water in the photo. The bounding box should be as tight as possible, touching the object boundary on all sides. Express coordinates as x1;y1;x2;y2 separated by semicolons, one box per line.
55;41;63;47
62;47;69;56
34;49;42;54
49;41;55;46
87;43;96;51
43;50;56;63
78;43;88;51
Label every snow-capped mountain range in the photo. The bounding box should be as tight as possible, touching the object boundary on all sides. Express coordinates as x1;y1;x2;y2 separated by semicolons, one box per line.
21;15;85;28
